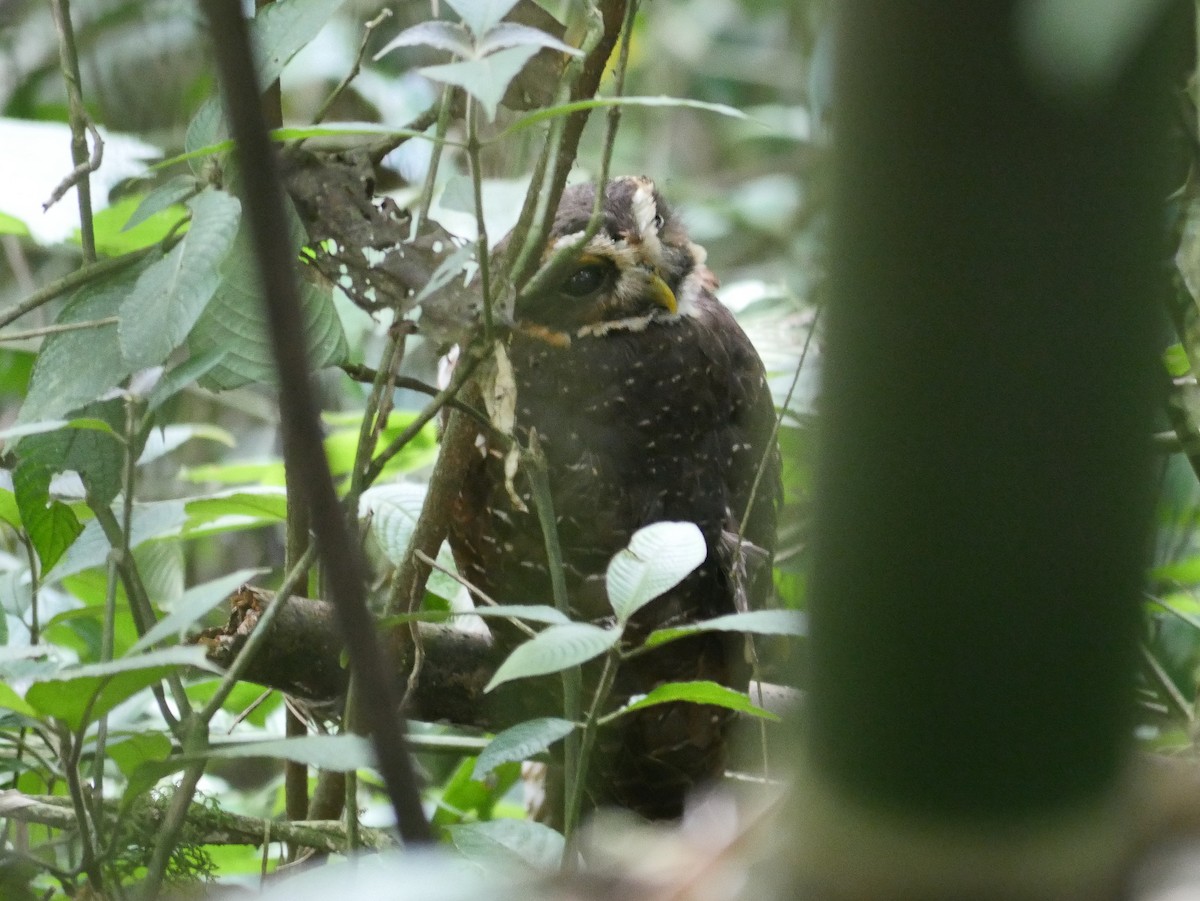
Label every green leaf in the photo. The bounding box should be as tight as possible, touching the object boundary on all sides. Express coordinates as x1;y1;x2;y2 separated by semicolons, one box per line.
0;681;36;717
205;734;375;770
379;604;570;628
477;23;581;57
606;521;706;622
253;0;348;87
12;458;81;573
184;97;227;172
420;45;540;121
473;717;574;779
606;680;779;724
129;568;267;653
187;196;347;390
182;459;285;487
447;819;564;872
445;0;521;38
484;623;618;691
145;348;229;413
136;424;235;467
499;96;752;140
0;487;19;530
0;210;29;237
183;488;288;536
25;647;219;729
46;499;187;582
375;21;474;58
106;731;173;779
358;482;459;599
17;257;152;424
119;189;242;368
122;175;199;232
642;609;807;649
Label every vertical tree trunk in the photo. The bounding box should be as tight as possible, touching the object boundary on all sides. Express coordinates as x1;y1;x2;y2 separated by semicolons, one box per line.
798;4;1182;898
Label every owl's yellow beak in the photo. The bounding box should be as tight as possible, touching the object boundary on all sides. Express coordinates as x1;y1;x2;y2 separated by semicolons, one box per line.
647;272;677;314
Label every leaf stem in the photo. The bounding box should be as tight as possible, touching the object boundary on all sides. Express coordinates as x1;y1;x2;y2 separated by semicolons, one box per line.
562;646;619;850
465;96;494;343
0;248;154;330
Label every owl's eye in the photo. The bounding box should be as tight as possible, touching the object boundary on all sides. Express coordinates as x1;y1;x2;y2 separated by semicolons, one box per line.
561;262;610;298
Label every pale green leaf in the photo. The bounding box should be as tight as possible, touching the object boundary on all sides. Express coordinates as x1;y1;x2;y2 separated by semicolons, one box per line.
606;521;706;622
122;175;198;232
484;623;618;691
46;500;188;582
420;45;540;121
642;609;808;649
145;348;229;412
119;189;242;368
446;0;521;38
106;731;173;779
448;819;564;872
25;646;219;729
500;96;752;140
473;717;574;779
359;482;459;599
375;21;474;59
254;0;348;87
477;22;581;57
183;488;288;536
606;680;779;723
129;568;267;653
137;424;235;466
206;734;375;771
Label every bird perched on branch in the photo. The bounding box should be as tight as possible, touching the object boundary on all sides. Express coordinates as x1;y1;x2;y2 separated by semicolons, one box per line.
448;176;780;820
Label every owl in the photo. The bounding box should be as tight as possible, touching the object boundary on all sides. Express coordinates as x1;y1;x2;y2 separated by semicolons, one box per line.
449;176;780;819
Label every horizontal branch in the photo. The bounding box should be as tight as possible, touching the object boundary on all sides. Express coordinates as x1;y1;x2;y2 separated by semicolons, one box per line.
0;791;395;853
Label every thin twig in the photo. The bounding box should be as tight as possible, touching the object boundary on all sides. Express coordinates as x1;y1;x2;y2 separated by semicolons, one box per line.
0;248;154;330
562;647;619;851
43;120;103;214
48;0;97;261
311;9;392;127
363;345;484;486
414;86;456;232
0;316;118;343
465;96;494;342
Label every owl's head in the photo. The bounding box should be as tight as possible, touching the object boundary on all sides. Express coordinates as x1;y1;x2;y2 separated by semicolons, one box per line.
512;176;714;339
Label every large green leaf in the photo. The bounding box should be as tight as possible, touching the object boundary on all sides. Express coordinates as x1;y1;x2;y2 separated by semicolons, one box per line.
122;175;199;232
447;819;564;872
18;257;153;424
376;21;474;58
420;45;540;121
24;647;219;729
606;521;706;623
603;680;778;724
359;482;458;599
187;199;347;390
484;623;618;691
473;717;575;779
642;609;808;650
119;189;242;368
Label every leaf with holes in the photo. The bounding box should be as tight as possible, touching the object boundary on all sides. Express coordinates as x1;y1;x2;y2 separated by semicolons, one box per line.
473;717;575;779
606;521;707;623
642;609;807;650
485;623;618;691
